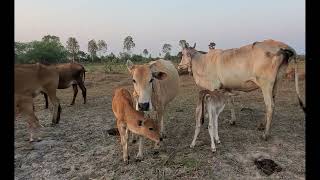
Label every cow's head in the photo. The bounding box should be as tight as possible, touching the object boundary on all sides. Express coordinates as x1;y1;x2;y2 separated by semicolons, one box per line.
127;60;168;111
177;43;197;72
137;117;161;144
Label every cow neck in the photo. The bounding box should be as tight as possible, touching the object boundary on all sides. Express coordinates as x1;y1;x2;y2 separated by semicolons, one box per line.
190;52;215;90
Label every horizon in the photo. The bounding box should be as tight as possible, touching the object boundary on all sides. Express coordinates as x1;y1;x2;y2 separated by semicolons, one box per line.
15;0;305;56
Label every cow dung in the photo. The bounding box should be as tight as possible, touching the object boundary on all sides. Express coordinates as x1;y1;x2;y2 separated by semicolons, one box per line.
254;158;282;176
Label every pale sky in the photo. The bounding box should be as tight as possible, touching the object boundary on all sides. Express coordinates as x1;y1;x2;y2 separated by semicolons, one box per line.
15;0;305;56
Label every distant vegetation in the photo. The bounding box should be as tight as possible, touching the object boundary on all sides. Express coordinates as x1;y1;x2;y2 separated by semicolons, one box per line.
15;35;305;65
15;35;181;64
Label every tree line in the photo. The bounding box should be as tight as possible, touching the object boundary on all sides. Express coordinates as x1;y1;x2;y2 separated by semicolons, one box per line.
15;35;189;64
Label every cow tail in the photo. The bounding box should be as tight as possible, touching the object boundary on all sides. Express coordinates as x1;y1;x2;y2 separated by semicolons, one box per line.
279;48;305;113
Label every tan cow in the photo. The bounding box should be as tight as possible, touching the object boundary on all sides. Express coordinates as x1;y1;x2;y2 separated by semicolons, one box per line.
178;39;305;140
126;59;180;139
190;90;227;152
15;63;62;142
41;63;87;108
112;87;161;163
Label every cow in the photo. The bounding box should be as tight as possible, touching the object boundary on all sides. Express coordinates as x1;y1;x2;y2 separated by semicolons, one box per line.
111;87;161;163
15;63;62;142
177;39;305;140
41;63;86;108
126;59;180;139
190;89;227;152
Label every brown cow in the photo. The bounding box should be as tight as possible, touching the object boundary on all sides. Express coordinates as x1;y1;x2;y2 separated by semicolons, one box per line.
178;39;305;140
112;87;161;163
15;63;62;142
42;63;87;108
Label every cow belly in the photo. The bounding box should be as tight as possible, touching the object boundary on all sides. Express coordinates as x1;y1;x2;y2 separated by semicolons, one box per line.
58;80;77;89
224;80;259;92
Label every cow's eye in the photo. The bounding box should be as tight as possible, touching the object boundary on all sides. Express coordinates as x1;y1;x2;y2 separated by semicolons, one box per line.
149;79;154;83
132;79;136;83
149;127;153;131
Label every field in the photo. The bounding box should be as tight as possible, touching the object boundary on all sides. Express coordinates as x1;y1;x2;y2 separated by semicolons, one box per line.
15;62;305;179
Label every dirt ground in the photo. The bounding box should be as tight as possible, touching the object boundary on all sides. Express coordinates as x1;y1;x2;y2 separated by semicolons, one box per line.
15;66;305;179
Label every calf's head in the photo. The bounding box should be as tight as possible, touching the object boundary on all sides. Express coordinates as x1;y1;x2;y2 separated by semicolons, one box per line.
136;118;161;144
126;60;167;111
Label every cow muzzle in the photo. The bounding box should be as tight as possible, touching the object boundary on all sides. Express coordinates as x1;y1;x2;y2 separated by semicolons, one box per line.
138;102;150;111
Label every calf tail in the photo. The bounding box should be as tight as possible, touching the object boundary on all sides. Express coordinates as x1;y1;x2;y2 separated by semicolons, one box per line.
199;91;208;125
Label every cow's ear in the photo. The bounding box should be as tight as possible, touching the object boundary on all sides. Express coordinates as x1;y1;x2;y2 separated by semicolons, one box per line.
152;71;167;80
126;60;135;73
137;120;144;126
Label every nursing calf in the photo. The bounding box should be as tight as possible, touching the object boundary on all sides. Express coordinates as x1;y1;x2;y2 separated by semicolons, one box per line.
190;90;226;152
15;63;62;142
111;87;161;163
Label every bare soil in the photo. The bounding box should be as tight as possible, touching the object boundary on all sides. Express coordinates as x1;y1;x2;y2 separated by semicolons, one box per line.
15;67;305;180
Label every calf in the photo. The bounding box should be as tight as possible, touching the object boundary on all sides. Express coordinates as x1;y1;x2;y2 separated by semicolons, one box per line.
190;90;226;152
15;63;62;142
42;63;86;108
112;87;161;163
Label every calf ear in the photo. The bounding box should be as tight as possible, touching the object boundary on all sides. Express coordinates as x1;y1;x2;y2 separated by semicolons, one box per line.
152;71;167;80
126;60;135;73
138;120;144;126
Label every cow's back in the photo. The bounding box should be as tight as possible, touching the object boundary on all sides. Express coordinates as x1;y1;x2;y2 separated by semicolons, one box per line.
149;59;179;108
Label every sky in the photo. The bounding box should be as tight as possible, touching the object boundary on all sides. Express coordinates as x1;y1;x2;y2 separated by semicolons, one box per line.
15;0;305;56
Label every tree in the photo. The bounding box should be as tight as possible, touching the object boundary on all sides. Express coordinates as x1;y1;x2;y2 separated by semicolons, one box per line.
42;35;60;43
123;36;135;54
179;40;189;49
162;43;172;54
88;39;98;62
66;37;80;62
143;49;149;57
97;40;108;57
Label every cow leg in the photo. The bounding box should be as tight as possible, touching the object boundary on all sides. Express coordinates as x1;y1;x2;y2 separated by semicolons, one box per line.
208;105;216;152
130;133;138;144
43;92;49;109
78;82;87;104
260;84;275;140
157;110;166;139
190;103;202;148
228;96;236;125
46;89;62;125
70;84;78;105
19;97;42;142
136;136;144;160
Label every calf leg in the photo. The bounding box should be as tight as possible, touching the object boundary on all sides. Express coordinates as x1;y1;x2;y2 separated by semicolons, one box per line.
117;121;129;163
78;82;87;104
228;96;236;125
136;136;144;160
208;106;216;152
70;84;78;105
190;104;202;148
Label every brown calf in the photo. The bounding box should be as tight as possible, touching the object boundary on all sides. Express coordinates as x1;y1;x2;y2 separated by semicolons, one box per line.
112;87;161;163
42;63;86;108
15;63;62;142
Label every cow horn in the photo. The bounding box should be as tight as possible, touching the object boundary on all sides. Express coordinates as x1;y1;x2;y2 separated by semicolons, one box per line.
193;43;196;48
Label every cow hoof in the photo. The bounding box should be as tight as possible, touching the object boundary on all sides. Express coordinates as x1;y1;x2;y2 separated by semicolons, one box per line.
229;121;236;126
215;140;221;144
153;151;159;155
160;134;167;139
261;133;269;141
70;103;75;106
131;139;137;144
135;155;143;162
257;124;265;131
211;148;216;153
